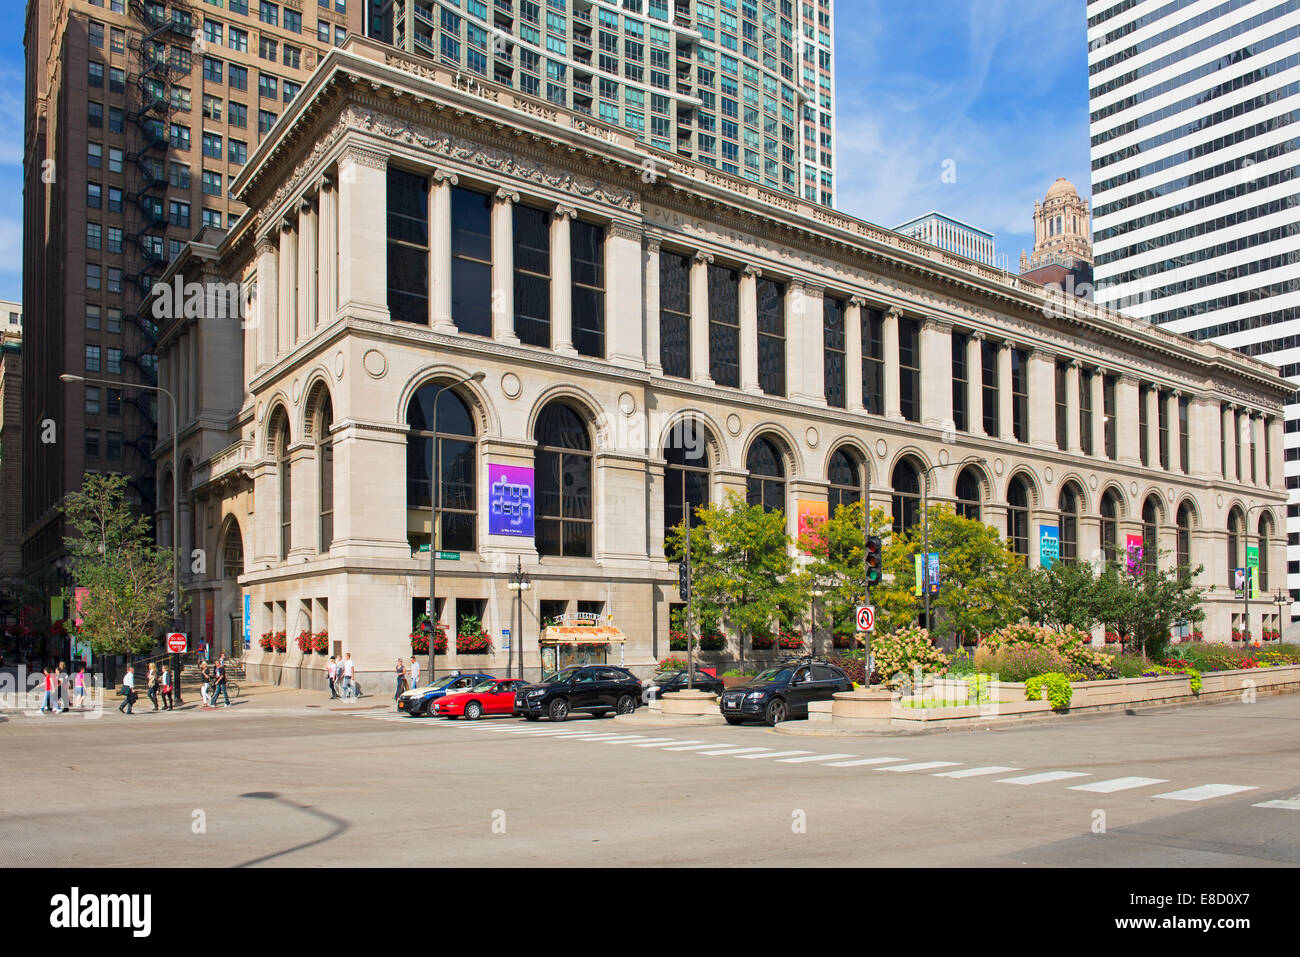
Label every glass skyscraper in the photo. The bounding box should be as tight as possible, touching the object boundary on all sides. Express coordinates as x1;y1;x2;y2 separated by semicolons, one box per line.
1088;0;1300;616
366;0;837;205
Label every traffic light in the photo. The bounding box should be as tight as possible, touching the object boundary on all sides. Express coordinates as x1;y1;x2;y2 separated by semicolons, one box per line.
678;562;691;602
166;591;176;618
865;536;883;584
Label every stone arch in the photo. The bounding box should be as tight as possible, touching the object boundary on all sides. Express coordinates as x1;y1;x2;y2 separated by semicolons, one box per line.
656;409;729;471
1097;482;1129;519
1140;488;1169;525
824;436;873;486
742;422;804;478
397;365;498;438
1003;467;1043;509
300;370;334;441
525;384;610;451
264;401;292;457
1056;473;1091;513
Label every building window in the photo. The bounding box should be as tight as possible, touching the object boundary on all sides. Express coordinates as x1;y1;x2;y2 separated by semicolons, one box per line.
317;393;334;553
534;402;593;558
222;522;244;580
1080;368;1094;456
1226;507;1243;587
106;347;121;375
981;339;998;436
1157;390;1170;470
827;448;862;513
746;435;786;513
659;251;691;379
513;204;552;348
407;383;478;554
85;386;101;415
955;467;981;521
1258;514;1272;592
891;458;921;536
1100;489;1120;563
85;430;100;459
276;414;291;560
951;330;968;433
1007;475;1029;561
451;186;493;337
571;220;606;358
387;167;429;326
664;420;712;543
1138;386;1150;467
1011;349;1028;442
756;278;785;397
1141;496;1159;576
1059;484;1080;563
1179;396;1190;475
1103;374;1117;459
1176;502;1193;573
106;431;122;461
898;317;920;423
707;264;740;387
1055;361;1069;451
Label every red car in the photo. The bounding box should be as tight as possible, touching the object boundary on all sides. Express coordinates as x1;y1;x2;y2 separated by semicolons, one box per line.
430;679;530;720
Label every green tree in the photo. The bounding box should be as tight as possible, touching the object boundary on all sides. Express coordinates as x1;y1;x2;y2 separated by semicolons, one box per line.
666;492;806;669
1014;559;1104;633
798;499;893;645
63;474;184;659
1094;551;1204;661
874;504;1022;644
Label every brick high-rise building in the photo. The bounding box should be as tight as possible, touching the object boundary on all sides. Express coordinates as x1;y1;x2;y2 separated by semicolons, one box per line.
22;0;362;573
0;301;22;587
366;0;838;205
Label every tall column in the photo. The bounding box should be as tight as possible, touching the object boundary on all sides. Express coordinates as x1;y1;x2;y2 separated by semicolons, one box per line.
1143;386;1160;467
606;221;645;368
1027;348;1055;449
430;169;458;332
278;220;295;354
883;306;901;420
1250;413;1264;486
844;296;864;412
643;237;662;375
1221;403;1236;482
317;175;336;325
921;318;952;429
1268;414;1284;490
287;442;316;558
491;187;518;344
966;331;984;437
255;236;278;367
1116;375;1141;465
1188;395;1217;480
1090;368;1105;459
297;198;316;342
789;282;823;403
335;146;389;323
1167;390;1182;474
551;205;576;354
997;341;1014;441
690;252;713;385
1065;360;1081;453
739;265;761;394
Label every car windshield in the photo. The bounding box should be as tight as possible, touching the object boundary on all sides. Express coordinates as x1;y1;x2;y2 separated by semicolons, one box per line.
543;667;582;683
431;675;463;690
652;671;680;683
471;680;498;692
752;668;796;684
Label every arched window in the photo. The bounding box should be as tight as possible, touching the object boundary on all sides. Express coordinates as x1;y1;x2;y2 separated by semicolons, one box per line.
1007;475;1029;560
534;402;592;557
272;416;291;561
1141;496;1159;574
181;460;195;567
222;520;244;580
955;467;981;521
746;436;786;513
1059;484;1080;563
1100;489;1120;562
891;458;921;535
1176;502;1193;573
407;383;478;553
827;448;862;513
664;420;712;544
1258;512;1273;592
316;392;334;553
1227;507;1244;588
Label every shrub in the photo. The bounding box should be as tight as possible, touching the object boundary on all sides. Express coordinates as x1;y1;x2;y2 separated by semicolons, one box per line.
975;644;1073;683
829;652;865;686
982;623;1114;671
946;648;977;675
668;633;688;651
1025;672;1072;710
1110;654;1154;678
272;631;287;653
871;626;950;688
1153;660;1203;693
658;656;689;671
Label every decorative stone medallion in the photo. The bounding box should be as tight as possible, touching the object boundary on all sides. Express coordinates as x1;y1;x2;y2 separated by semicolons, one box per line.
875;438;887;458
1089;474;1098;490
726;414;741;436
501;372;521;398
1044;467;1054;484
993;457;1004;476
334;351;345;379
291;378;301;403
362;348;387;378
1130;481;1138;496
805;427;819;448
618;392;636;416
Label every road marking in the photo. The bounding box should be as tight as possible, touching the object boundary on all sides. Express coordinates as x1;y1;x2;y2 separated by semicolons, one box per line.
733;750;816;760
662;743;727;751
824;757;908;767
631;739;703;748
604;737;678;746
997;771;1090;785
580;735;654;743
546;732;625;740
1153;784;1258;802
934;766;1021;778
776;752;857;763
1252;795;1300;810
877;761;961;773
696;746;774;756
1069;777;1168;793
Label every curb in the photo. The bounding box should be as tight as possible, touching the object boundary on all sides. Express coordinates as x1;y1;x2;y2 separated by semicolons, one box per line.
613;712;727;728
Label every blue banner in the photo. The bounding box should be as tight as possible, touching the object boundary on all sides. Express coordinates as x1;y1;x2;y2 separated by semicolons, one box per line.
1039;524;1060;569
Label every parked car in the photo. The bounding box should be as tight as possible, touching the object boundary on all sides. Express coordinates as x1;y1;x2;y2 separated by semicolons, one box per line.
718;661;853;726
514;665;643;721
399;672;496;717
431;678;530;719
642;668;725;704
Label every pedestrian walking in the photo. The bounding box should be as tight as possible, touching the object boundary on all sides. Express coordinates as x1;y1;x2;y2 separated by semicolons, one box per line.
210;656;230;708
326;655;338;699
118;666;136;714
39;667;55;713
72;663;87;710
146;664;160;711
160;664;173;711
199;660;212;707
343;652;358;699
394;658;407;708
408;655;420;691
56;662;69;713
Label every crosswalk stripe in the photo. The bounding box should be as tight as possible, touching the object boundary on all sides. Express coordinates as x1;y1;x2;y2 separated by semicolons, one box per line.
733;750;816;760
662;743;726;751
546;732;622;740
696;747;773;756
934;766;1021;778
776;752;857;763
604;737;678;746
1252;796;1300;810
581;735;654;743
631;739;702;748
824;757;907;768
1153;784;1258;802
1069;777;1168;793
878;761;961;773
997;771;1090;785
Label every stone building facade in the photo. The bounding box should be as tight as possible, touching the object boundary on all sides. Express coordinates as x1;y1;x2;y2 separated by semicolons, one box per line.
152;37;1291;689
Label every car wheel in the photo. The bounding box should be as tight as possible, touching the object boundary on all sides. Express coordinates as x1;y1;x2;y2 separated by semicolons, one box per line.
725;716;745;726
548;697;569;722
524;714;541;722
764;698;788;727
464;701;483;721
616;694;636;715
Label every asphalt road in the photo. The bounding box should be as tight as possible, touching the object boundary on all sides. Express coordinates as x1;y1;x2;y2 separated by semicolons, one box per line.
3;692;1298;867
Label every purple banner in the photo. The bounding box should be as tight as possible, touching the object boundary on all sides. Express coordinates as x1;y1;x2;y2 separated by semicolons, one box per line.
488;464;534;537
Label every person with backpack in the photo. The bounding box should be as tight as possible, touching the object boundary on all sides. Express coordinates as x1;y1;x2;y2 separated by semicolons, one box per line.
118;665;136;715
210;656;230;708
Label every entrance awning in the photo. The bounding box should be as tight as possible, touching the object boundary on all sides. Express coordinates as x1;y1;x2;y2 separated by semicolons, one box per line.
540;624;626;645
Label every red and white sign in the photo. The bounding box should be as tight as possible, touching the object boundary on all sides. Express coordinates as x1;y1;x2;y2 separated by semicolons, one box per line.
855;606;875;632
166;633;188;654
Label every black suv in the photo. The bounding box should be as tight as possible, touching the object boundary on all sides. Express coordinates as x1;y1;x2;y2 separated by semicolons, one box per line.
718;660;853;726
514;665;643;722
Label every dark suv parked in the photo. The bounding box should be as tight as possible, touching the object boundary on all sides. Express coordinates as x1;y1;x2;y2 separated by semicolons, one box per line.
718;660;853;726
514;666;643;721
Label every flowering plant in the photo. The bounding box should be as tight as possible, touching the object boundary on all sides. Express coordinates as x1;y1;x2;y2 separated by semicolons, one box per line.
982;623;1114;671
409;616;448;654
258;632;274;651
272;631;287;653
312;631;329;653
1231;629;1246;642
295;630;314;653
658;657;690;671
872;626;950;688
456;629;494;654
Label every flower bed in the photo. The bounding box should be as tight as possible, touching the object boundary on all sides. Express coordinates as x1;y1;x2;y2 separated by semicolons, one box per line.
271;631;287;653
312;631;329;654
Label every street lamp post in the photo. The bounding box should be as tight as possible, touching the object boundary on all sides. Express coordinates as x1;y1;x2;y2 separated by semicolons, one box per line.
919;456;988;635
60;373;182;703
507;556;531;680
425;371;486;680
1272;589;1287;644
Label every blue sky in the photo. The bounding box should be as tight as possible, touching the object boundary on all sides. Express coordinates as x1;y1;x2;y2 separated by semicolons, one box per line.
0;0;1092;302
